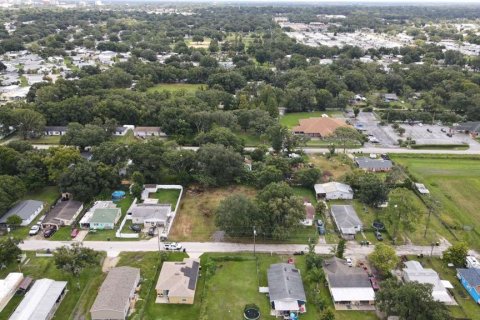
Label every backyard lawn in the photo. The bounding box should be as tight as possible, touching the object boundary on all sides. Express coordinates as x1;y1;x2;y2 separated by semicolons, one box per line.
280;111;344;128
307;154;354;181
149;189;181;210
146;83;205;95
125;251;378;320
0;252;105;320
393;155;480;249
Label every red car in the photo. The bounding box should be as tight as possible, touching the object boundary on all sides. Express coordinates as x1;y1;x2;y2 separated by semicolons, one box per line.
370;278;380;291
70;228;79;238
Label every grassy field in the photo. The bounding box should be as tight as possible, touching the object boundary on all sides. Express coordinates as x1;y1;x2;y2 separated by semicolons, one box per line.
280;111;344;128
149;189;181;210
307;154;354;181
393;156;480;249
169;185;257;242
0;252;105;320
408;256;479;319
123;251;377;320
146;83;205;95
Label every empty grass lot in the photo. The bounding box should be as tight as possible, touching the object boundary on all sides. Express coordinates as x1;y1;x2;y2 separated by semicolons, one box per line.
0;252;105;320
280;111;344;128
393;155;480;249
307;154;354;181
146;83;205;95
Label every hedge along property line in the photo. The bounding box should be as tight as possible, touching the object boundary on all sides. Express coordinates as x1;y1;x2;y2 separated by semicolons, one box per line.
410;144;469;150
389;153;480;160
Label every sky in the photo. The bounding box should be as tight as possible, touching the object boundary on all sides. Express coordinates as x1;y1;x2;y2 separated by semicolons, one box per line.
129;0;480;3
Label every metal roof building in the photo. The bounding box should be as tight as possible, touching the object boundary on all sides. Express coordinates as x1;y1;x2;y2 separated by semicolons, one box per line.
355;157;393;172
314;182;354;200
0;200;44;226
90;266;140;320
330;205;363;239
0;273;23;312
9;278;67;320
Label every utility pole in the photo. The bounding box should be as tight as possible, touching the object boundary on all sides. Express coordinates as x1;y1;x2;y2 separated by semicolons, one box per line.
253;226;257;257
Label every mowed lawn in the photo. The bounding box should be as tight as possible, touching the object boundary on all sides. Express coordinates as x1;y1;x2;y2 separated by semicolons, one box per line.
146;83;205;95
149;189;181;210
280;111;344;128
393;156;480;249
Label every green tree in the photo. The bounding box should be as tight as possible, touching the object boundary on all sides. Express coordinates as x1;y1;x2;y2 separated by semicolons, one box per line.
0;175;26;215
195;127;244;153
357;173;389;207
336;239;346;258
208;39;219;53
43;147;82;183
368;243;399;275
60;123;109;150
320;308;335;320
443;242;468;267
376;279;451;320
130;171;145;200
0;238;21;266
53;243;100;275
6;215;23;227
195;144;245;187
0;146;21;175
12;109;46;140
333;126;363;153
267;124;288;153
256;182;304;240
256;165;283;189
215;194;259;237
294;167;321;188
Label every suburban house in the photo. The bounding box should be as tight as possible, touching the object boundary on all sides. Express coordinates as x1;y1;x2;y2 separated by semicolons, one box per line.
457;268;480;304
0;200;44;226
90;266;140;320
383;93;399;103
9;279;67;320
42;198;83;230
292;117;348;138
415;183;430;195
330;205;363;239
128;202;172;227
452;121;480;135
301;200;315;226
0;273;23;312
355;157;393;172
44;126;68;136
267;263;307;317
133;126;165;138
155;258;200;304
80;201;121;230
314;182;354;200
402;261;455;305
323;257;375;309
114;126;131;136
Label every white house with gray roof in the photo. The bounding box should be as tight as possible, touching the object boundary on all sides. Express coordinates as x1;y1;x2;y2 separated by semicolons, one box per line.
0;200;43;226
355;157;393;172
267;263;307;317
90;266;140;320
330;205;363;239
127;203;172;227
323;257;375;309
314;182;353;200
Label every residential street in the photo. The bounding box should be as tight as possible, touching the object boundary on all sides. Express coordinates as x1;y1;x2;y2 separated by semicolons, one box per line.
19;238;478;259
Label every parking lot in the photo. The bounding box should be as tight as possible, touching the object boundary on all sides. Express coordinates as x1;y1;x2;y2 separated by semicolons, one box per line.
354;112;480;149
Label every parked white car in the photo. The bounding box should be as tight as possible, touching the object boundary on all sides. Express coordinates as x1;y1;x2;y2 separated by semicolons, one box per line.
164;242;182;251
29;225;40;236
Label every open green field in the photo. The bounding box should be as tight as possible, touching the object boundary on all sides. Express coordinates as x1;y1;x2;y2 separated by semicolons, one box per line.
393;155;480;249
122;251;377;320
0;252;105;320
147;83;205;95
280;111;344;128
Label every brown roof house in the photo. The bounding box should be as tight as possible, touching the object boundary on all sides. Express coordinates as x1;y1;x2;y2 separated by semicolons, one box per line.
292;117;348;138
90;266;140;320
155;259;200;304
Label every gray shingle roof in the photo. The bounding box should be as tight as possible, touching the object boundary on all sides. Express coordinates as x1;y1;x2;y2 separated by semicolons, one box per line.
91;266;140;314
323;257;371;288
267;263;306;302
330;205;362;234
355;157;393;170
0;200;43;223
453;122;480;133
457;268;480;287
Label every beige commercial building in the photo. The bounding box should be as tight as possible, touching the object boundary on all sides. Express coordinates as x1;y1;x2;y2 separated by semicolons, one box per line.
155;259;200;304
